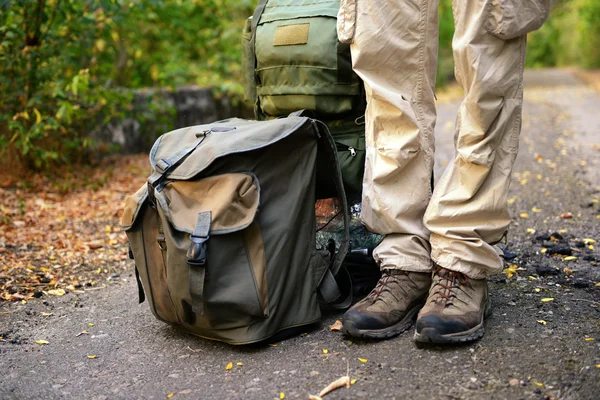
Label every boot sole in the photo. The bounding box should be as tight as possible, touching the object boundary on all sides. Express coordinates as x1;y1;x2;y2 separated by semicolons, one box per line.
341;302;423;340
413;299;492;344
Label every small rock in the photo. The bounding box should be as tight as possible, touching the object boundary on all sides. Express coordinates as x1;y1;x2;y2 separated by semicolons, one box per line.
534;388;542;395
507;301;516;306
535;265;560;276
33;291;43;298
549;245;572;256
542;240;556;248
506;328;515;334
573;280;590;288
309;370;320;377
550;232;564;240
509;378;520;386
110;273;120;279
582;255;596;262
573;241;585;248
503;249;518;260
536;234;552;241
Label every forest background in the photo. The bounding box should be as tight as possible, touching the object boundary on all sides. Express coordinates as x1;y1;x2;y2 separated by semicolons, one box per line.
1;0;599;174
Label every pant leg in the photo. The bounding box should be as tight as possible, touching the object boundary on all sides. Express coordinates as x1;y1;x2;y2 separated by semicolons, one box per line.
424;0;552;279
340;0;439;272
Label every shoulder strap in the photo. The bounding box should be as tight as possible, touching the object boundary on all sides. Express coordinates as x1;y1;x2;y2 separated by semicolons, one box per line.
249;0;269;120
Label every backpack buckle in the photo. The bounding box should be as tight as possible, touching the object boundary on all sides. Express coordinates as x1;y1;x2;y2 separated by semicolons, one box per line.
187;235;209;267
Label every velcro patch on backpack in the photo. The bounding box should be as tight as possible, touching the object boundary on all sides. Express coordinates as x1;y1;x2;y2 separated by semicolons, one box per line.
273;23;310;46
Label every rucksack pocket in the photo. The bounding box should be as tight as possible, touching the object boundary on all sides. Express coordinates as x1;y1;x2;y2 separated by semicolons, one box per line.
123;172;269;331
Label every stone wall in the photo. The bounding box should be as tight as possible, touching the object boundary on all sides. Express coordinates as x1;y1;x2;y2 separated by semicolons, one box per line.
94;86;253;154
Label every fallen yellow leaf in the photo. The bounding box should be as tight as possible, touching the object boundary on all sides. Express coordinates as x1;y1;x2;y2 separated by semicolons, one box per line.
536;320;547;325
166;393;175;399
585;338;595;342
508;197;516;204
35;339;49;345
323;349;329;354
88;323;95;327
533;382;544;387
46;289;66;296
563;256;577;261
358;358;368;363
595;282;600;287
87;355;97;359
532;207;542;213
596;364;600;369
225;362;233;370
541;298;554;302
268;343;277;347
329;320;343;331
527;228;536;234
583;238;596;244
589;245;595;250
236;362;243;366
540;248;548;254
535;288;541;293
41;312;53;317
519;213;529;219
351;378;357;385
563;268;573;275
280;392;285;399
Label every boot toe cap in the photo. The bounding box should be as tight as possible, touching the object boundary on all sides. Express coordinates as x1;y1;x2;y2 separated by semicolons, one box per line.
416;314;470;335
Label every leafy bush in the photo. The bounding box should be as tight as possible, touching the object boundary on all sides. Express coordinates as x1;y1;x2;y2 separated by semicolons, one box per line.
0;0;254;172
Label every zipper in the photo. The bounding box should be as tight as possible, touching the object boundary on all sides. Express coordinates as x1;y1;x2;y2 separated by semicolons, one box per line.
335;142;357;157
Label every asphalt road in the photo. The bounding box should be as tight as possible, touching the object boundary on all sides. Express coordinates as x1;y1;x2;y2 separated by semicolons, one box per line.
1;69;599;400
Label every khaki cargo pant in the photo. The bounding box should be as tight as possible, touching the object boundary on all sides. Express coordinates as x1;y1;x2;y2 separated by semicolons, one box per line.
338;0;551;279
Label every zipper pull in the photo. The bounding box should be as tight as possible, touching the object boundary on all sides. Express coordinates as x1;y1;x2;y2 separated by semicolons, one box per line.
349;147;356;157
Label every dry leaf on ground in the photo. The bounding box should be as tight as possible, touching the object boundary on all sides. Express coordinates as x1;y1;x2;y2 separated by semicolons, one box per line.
329;320;342;331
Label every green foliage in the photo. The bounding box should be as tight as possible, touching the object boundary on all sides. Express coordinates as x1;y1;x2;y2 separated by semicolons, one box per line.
526;0;600;68
0;0;254;171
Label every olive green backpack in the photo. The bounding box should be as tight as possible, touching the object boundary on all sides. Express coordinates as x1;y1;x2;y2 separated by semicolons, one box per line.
121;116;352;345
242;0;366;195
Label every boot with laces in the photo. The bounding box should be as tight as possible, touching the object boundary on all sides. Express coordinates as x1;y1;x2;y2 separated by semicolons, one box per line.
414;266;491;344
341;270;432;339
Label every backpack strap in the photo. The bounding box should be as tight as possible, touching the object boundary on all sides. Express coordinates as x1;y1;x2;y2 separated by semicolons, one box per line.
186;211;212;315
250;0;269;120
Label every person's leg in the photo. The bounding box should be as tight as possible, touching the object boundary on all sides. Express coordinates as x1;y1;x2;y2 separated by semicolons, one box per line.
338;0;439;339
415;0;552;343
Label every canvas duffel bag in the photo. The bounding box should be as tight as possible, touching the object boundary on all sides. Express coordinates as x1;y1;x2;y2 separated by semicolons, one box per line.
121;116;350;344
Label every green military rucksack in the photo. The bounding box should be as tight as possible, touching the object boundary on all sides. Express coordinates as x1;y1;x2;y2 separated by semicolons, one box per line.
242;0;366;195
121;116;352;345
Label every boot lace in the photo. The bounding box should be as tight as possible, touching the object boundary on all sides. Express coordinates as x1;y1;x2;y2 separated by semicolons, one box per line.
366;270;409;304
430;265;470;305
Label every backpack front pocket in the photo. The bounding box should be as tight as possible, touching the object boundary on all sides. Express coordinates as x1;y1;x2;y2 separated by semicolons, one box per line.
155;172;268;330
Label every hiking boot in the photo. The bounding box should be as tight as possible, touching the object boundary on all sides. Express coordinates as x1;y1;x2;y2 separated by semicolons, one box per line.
342;270;432;339
414;266;491;344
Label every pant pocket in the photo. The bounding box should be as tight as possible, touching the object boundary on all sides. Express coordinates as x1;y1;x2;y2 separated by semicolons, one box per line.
484;0;551;40
337;0;357;43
